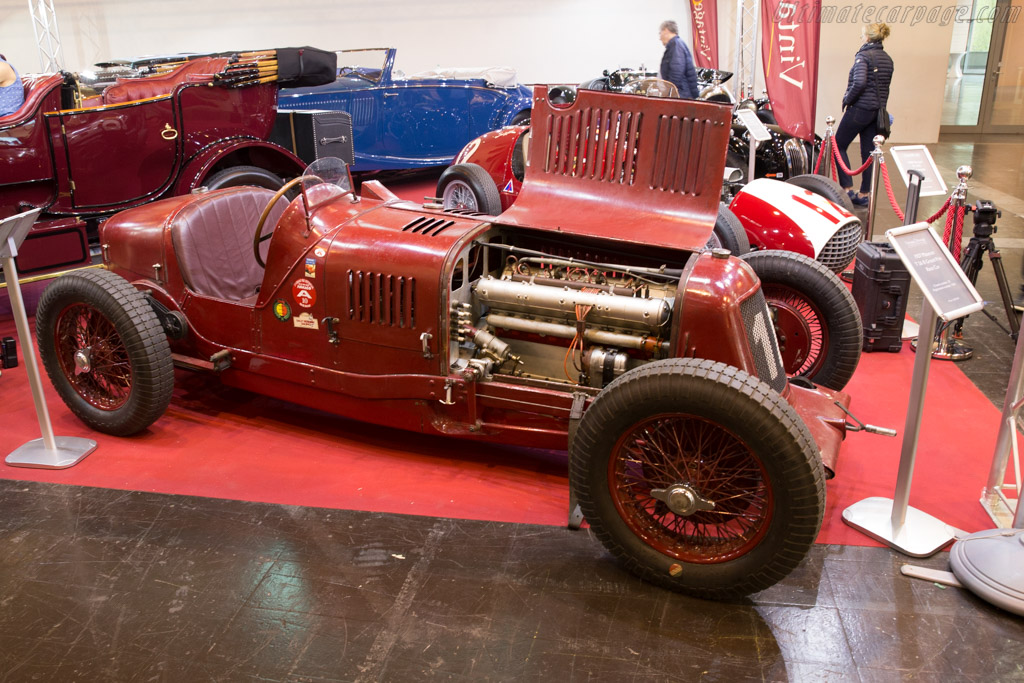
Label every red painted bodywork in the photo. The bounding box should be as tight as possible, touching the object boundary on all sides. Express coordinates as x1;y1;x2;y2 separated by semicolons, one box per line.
99;87;849;473
0;60;304;274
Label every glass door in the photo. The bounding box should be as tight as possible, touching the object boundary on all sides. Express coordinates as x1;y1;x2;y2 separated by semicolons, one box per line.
941;0;1024;134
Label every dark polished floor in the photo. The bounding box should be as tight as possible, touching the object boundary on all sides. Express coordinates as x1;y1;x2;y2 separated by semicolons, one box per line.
2;141;1024;682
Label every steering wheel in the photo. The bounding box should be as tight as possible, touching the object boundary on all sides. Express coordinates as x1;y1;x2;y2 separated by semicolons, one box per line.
253;177;304;268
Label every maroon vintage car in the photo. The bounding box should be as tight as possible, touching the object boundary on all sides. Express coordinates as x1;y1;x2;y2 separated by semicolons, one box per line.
36;87;856;600
0;50;332;276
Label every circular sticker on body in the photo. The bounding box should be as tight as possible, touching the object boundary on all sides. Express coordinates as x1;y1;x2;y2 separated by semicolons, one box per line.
292;278;317;308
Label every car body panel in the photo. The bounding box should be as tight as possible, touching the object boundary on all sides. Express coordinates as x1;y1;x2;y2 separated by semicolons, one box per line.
277;48;533;172
497;86;730;252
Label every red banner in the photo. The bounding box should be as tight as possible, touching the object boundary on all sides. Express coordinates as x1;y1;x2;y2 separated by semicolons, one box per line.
760;0;820;141
689;0;719;69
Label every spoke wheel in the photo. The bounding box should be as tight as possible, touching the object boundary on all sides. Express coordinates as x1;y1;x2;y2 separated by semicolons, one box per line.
570;358;824;599
54;302;133;410
742;250;862;390
436;163;502;215
443;180;480;211
762;283;826;378
36;269;174;436
610;413;772;564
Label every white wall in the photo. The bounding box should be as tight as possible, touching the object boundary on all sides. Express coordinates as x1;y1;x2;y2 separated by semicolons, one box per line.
1;0;955;142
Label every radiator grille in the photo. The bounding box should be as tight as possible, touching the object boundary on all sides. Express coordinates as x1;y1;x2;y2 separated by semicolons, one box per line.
402;217;454;236
543;108;641;185
740;288;787;393
347;270;416;328
817;219;862;273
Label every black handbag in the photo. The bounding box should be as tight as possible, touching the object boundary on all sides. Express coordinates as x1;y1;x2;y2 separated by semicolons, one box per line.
867;52;891;138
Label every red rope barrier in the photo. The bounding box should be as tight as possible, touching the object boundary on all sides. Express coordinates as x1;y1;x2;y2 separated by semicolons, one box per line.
830;137;873;176
941;203;967;262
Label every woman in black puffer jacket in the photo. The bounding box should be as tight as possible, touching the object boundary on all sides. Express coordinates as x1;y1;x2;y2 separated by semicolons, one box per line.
836;22;894;206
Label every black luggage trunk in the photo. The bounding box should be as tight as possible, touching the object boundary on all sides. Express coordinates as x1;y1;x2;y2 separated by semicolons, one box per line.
852;241;911;352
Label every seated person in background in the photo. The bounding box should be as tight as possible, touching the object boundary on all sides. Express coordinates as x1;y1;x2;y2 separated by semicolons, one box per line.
0;54;25;116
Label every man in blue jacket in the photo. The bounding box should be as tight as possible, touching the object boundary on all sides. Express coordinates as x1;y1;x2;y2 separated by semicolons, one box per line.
659;21;699;100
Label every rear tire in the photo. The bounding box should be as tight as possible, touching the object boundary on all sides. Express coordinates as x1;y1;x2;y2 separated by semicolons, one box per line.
787;173;855;213
437;163;503;215
570;358;825;599
36;269;174;436
742;250;862;390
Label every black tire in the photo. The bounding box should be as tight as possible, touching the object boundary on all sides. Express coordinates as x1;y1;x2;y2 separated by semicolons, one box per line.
706;203;751;255
509;109;531;126
203;165;286;192
742;250;862;390
36;269;174;436
570;358;825;599
787;173;855;213
756;109;778;125
437;163;502;215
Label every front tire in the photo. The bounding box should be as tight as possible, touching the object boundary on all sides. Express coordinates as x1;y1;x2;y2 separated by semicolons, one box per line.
36;269;174;436
570;358;825;599
742;250;862;390
437;163;502;215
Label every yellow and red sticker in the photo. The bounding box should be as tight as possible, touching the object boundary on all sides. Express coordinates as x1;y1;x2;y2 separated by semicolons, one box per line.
292;278;316;308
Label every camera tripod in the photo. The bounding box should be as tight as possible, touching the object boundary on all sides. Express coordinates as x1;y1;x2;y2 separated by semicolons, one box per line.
951;208;1020;341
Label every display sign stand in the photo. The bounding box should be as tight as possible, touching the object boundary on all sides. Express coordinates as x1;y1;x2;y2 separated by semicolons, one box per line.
735;109;772;185
842;221;985;556
1;209;97;469
899;171;925;341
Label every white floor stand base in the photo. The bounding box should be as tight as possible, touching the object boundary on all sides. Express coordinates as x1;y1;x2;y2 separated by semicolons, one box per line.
6;436;97;469
842;496;961;557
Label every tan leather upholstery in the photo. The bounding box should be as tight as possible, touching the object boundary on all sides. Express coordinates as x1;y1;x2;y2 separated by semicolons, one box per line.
170;187;287;301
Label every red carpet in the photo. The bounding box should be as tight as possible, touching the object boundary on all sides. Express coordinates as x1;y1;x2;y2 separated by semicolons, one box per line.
0;173;1008;546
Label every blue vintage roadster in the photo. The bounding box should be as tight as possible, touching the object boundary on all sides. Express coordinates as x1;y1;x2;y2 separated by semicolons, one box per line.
277;48;533;172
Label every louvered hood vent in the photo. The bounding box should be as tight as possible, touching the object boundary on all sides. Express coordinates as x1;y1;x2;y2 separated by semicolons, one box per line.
402;217;454;236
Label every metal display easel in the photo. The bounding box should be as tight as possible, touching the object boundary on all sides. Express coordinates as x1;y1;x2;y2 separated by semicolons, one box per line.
2;209;97;468
842;221;986;556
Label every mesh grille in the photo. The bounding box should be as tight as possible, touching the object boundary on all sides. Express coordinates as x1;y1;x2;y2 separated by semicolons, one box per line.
347;270;415;328
740;288;787;393
818;219;862;273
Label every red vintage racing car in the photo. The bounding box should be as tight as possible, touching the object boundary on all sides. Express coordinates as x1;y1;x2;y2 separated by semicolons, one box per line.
0;49;334;276
37;87;857;600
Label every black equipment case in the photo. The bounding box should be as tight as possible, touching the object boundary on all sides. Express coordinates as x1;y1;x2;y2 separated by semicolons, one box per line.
270;110;354;167
851;241;911;352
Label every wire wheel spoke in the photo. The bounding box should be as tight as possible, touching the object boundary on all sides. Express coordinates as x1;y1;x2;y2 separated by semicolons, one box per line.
610;413;772;563
764;284;826;376
55;303;132;410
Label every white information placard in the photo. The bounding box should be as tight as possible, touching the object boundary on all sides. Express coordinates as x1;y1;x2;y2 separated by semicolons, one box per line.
890;145;948;197
0;208;42;259
734;109;772;142
886;222;984;321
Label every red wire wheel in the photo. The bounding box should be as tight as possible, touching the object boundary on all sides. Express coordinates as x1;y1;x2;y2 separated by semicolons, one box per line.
36;269;174;436
742;250;862;391
608;413;772;564
761;283;826;379
569;359;825;599
53;302;133;411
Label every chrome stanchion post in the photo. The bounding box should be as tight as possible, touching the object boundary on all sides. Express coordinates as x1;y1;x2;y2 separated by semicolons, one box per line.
864;135;886;242
822;115;835;178
931;165;973;361
982;325;1024;528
